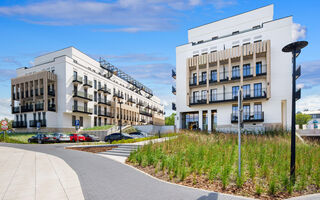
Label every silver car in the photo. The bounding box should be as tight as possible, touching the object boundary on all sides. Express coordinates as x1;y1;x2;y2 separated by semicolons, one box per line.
52;133;70;143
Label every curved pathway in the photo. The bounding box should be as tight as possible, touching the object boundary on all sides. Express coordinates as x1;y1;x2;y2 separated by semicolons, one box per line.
0;143;250;200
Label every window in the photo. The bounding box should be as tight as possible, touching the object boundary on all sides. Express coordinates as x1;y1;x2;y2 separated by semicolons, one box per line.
232;86;239;99
84;102;88;112
243;105;250;120
210;89;217;101
94;105;97;115
94;80;97;89
84;75;87;83
73;71;77;80
193;91;199;103
72;116;76;126
201;72;207;82
210;70;217;82
73;85;77;95
232;105;238;121
232;66;240;79
201;90;207;100
38;112;41;120
24;114;27;122
243;84;251;98
256;62;262;75
94;117;97;126
33;113;36;120
80;117;83;127
98;117;101;126
98;81;101;89
42;112;46;120
84;88;88;98
254;104;262;120
192;73;197;84
74;100;78;110
243;64;251;77
254;83;262;97
94;91;97;102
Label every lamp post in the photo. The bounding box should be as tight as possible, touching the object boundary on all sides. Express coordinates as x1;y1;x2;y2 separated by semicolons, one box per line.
118;101;123;135
282;41;308;184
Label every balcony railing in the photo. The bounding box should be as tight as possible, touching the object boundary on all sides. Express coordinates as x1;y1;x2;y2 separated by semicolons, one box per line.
172;69;176;79
189;95;207;105
12;121;27;128
231;112;264;123
128;97;136;104
139;109;152;117
231;68;240;80
83;79;93;87
35;103;44;111
198;75;207;85
113;92;124;99
21;105;33;112
73;91;93;101
137;101;145;107
72;106;93;114
209;88;267;103
219;71;229;82
12;106;20;113
98;99;112;106
48;89;55;96
172;103;176;111
256;64;267;76
48;104;56;111
73;75;83;84
172;86;176;95
29;119;46;127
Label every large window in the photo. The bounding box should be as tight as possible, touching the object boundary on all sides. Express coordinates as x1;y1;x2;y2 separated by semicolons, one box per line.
254;83;262;97
243;84;251;98
210;89;217;101
182;112;199;130
232;66;240;79
193;91;199;103
232;86;239;99
243;64;251;77
210;70;217;82
192;73;197;85
201;72;207;82
232;105;238;121
243;105;250;120
201;90;207;100
256;62;262;75
72;116;76;126
254;104;262;120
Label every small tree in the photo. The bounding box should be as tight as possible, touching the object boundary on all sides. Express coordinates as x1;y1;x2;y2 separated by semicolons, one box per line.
165;113;176;125
296;113;312;129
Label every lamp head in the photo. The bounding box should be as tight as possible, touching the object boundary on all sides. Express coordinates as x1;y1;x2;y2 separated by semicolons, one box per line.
282;41;308;53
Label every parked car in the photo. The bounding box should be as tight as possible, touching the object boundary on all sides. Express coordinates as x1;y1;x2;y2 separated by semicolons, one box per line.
104;133;134;143
28;134;56;144
82;134;100;142
69;134;85;142
52;133;70;143
129;132;148;138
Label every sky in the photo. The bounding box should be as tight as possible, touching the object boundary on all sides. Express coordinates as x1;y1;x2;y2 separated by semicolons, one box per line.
0;0;319;120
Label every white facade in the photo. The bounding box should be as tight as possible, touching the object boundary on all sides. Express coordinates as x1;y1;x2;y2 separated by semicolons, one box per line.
11;47;165;131
175;5;293;132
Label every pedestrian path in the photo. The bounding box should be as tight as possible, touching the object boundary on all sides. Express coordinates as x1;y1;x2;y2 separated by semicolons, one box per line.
0;146;84;200
98;136;174;163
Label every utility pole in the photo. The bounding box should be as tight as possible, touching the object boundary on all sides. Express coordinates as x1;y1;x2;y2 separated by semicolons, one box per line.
282;41;308;184
119;101;123;135
238;89;243;178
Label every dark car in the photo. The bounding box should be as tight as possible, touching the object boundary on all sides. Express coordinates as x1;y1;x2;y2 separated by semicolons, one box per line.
82;134;100;142
104;133;134;143
28;134;56;144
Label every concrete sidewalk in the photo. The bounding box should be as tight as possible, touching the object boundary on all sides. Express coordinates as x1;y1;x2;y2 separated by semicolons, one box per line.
0;146;84;200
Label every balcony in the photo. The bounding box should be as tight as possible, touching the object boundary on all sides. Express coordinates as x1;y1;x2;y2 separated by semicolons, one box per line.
12;121;27;128
209;88;267;104
113;92;124;99
98;99;112;106
256;64;267;76
128;97;136;104
219;71;229;82
29;120;46;127
106;112;114;118
83;79;93;87
172;86;176;95
21;105;33;112
35;103;44;111
189;95;207;105
73;91;93;101
198;75;207;85
209;76;217;84
12;106;20;114
172;103;176;111
35;89;39;96
231;68;240;80
73;75;83;84
48;104;56;112
231;112;264;123
172;69;176;79
137;101;145;107
139;109;152;117
48;89;55;96
72;105;93;114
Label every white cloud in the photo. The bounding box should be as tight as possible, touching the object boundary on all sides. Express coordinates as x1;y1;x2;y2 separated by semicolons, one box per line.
292;23;307;41
0;98;12;120
297;60;320;89
0;0;237;32
297;95;320;112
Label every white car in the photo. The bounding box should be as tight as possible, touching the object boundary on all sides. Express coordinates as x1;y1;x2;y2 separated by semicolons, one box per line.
52;133;70;143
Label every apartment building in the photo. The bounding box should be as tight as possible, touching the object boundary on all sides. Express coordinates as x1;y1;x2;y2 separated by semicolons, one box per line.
174;5;293;132
11;47;165;132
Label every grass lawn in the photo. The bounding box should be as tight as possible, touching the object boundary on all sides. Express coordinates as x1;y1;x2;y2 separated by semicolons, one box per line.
127;132;320;199
82;125;113;131
0;132;36;143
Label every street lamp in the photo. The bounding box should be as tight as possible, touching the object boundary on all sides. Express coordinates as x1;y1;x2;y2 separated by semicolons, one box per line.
282;40;308;184
118;101;123;135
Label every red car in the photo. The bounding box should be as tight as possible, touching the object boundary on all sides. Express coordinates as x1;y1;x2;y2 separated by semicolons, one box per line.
69;134;85;142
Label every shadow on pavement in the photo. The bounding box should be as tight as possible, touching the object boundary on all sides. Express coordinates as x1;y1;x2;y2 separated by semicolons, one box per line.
197;193;219;200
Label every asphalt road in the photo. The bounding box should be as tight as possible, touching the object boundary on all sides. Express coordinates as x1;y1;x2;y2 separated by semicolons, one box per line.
0;143;250;200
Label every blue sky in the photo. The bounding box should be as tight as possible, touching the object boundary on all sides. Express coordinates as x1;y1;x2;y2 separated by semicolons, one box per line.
0;0;319;119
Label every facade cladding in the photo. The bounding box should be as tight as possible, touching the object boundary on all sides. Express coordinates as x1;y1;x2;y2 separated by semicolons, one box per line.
174;4;294;132
11;47;165;132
